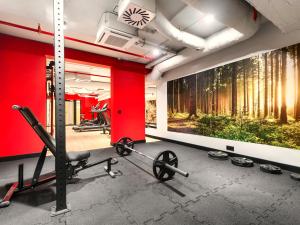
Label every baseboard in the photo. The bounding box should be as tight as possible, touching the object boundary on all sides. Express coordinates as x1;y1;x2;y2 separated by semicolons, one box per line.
0;153;40;162
111;139;146;146
146;134;300;173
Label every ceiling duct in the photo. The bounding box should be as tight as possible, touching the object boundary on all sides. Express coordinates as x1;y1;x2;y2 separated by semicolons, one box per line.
148;0;260;80
152;10;206;50
118;0;156;29
96;11;173;60
96;12;138;49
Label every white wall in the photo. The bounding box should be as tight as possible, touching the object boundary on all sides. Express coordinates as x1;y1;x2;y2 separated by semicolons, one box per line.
146;22;300;167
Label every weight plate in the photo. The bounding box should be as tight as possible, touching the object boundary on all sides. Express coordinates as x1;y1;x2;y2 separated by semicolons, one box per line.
260;164;282;174
153;150;178;182
231;157;254;167
208;151;229;160
115;137;134;156
290;173;300;181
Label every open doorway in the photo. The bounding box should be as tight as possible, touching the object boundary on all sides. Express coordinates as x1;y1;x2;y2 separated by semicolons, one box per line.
46;59;112;152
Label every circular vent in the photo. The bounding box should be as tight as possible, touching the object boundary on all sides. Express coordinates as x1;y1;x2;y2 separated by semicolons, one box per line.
122;8;150;28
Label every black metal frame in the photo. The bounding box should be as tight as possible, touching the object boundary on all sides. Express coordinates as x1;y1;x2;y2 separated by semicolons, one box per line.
0;105;117;208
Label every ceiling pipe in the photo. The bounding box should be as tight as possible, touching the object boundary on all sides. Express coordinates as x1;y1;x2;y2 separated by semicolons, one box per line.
148;0;260;80
182;0;258;37
0;20;152;60
151;10;206;50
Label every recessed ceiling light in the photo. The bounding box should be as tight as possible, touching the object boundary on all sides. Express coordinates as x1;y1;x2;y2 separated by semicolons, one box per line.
203;14;215;23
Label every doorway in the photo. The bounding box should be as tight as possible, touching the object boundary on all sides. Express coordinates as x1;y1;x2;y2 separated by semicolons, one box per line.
46;59;112;152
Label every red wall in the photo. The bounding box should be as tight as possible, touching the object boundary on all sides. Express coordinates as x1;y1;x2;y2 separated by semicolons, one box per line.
111;67;145;143
0;35;47;157
0;33;146;157
80;97;98;120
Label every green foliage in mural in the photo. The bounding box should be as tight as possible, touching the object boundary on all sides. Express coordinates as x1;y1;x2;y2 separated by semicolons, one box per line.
167;43;300;150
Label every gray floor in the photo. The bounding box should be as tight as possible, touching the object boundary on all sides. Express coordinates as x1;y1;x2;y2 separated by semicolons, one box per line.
0;141;299;225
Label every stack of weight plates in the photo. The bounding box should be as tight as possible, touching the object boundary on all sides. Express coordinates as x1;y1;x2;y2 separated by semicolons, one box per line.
208;151;229;160
260;164;282;174
231;157;254;167
290;173;300;181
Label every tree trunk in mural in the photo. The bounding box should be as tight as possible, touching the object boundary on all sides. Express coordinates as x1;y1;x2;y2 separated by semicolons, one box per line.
246;64;250;116
188;77;197;119
211;70;215;115
216;69;219;116
264;53;268;118
177;80;180;113
243;60;247;115
274;51;279;119
280;48;288;124
257;57;261;118
296;44;300;121
231;63;237;117
270;52;274;115
252;67;255;117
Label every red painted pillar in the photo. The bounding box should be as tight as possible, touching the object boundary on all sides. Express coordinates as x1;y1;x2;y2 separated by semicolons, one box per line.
110;66;145;144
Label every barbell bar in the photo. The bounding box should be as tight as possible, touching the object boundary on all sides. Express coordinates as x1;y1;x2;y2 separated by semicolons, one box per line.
115;137;189;181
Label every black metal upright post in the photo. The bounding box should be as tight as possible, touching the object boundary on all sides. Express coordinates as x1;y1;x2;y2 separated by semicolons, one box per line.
51;0;70;216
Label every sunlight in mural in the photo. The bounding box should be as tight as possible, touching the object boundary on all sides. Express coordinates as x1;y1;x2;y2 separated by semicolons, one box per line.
167;44;300;150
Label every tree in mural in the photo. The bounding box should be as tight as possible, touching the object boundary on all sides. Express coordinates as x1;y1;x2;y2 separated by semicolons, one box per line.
167;42;300;150
280;48;288;124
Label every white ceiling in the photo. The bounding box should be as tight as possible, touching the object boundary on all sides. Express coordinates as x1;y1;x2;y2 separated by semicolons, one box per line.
50;60;111;99
0;0;227;61
2;0;299;66
246;0;300;33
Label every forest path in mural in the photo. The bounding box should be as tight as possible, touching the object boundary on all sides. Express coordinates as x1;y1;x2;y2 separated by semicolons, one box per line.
168;114;197;134
168;43;300;150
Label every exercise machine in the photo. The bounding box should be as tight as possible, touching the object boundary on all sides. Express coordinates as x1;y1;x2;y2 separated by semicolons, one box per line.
0;105;118;208
72;103;110;132
115;137;189;181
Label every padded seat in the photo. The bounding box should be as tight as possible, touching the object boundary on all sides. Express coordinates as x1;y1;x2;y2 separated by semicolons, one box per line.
67;151;90;162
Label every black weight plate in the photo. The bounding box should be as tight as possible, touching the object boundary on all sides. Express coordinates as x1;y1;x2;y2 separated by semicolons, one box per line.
153;150;178;182
260;164;282;174
115;137;134;156
290;173;300;181
208;151;229;160
231;157;254;167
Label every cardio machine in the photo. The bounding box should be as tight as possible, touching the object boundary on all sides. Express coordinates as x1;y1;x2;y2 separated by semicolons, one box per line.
72;103;110;132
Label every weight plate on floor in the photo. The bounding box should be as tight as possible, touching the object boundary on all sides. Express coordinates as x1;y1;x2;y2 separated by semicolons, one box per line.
115;137;134;156
231;157;254;167
260;164;282;174
208;151;229;160
153;150;178;182
290;173;300;181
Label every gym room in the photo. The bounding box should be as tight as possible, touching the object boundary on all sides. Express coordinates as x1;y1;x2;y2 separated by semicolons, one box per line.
0;0;299;225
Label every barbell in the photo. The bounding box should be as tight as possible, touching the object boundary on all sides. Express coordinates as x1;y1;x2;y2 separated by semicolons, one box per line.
115;137;189;181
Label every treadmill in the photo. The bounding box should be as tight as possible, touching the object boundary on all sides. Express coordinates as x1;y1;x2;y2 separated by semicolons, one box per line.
72;103;109;132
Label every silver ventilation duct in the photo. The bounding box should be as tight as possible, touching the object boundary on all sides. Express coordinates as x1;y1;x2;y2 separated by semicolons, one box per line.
148;0;260;80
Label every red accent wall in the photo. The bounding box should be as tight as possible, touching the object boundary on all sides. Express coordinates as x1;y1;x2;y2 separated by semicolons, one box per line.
80;97;98;120
65;94;99;120
0;33;146;157
0;34;147;157
0;35;47;157
111;67;145;143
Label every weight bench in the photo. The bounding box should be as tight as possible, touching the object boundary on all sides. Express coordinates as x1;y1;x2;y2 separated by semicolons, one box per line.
0;105;117;208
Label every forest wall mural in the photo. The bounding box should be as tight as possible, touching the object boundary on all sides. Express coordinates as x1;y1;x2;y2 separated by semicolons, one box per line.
146;86;157;128
167;43;300;150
